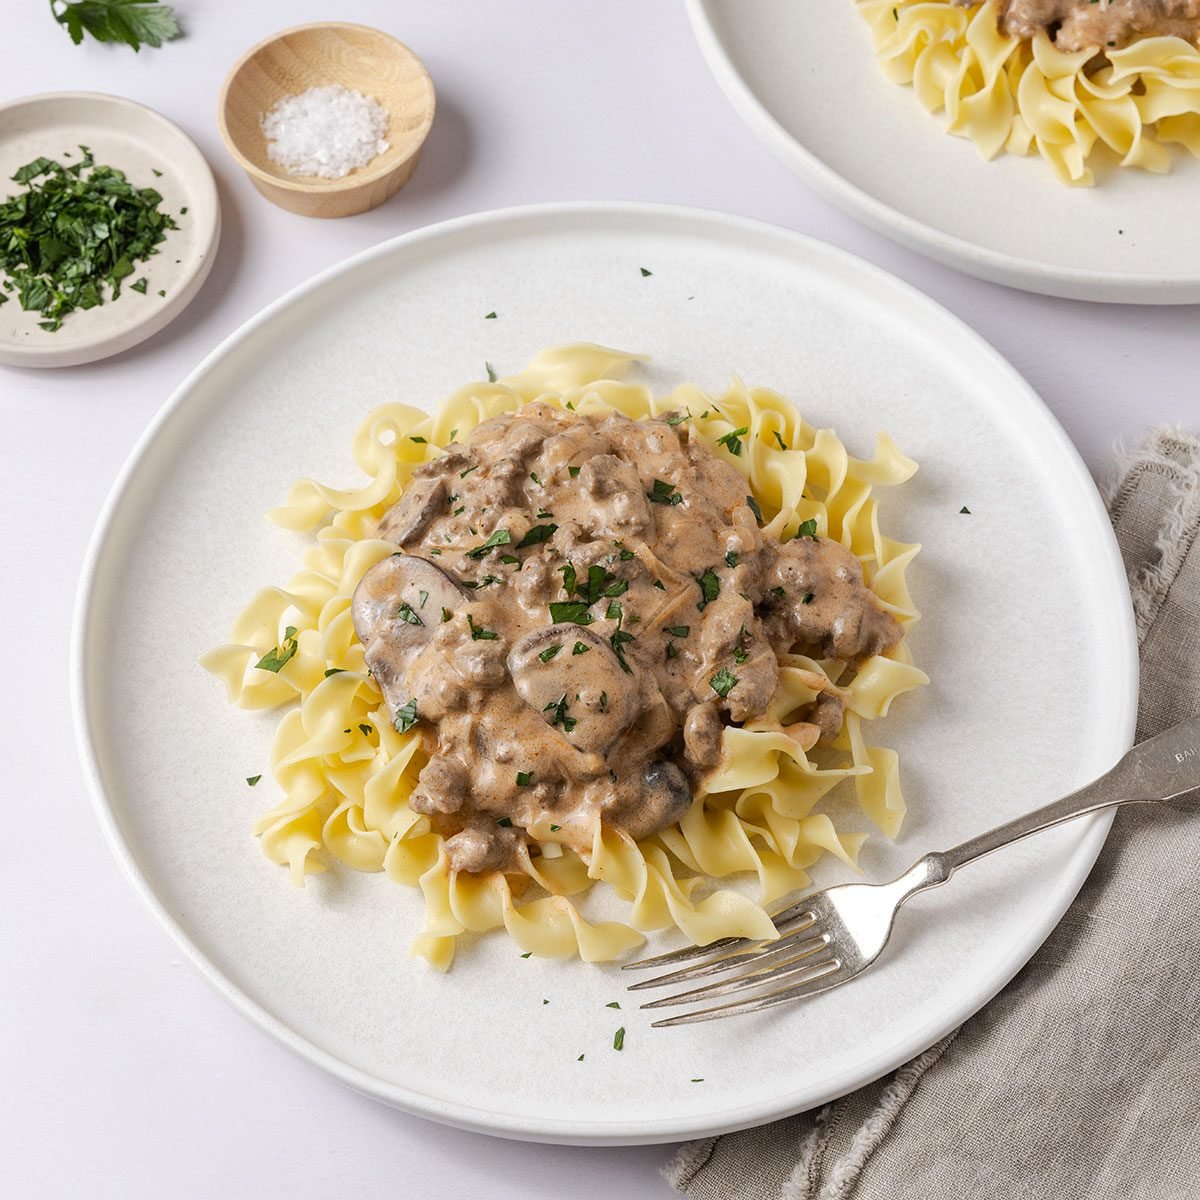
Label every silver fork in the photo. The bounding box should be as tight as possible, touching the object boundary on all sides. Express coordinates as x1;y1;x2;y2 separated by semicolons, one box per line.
625;715;1200;1027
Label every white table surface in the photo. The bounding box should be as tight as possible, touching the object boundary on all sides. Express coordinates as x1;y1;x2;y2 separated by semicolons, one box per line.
2;3;1194;1198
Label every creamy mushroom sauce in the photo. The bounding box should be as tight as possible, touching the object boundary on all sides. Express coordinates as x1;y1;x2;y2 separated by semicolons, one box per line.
352;404;902;875
960;0;1200;52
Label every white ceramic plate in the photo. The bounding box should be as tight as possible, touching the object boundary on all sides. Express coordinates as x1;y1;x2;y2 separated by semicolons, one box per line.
73;203;1137;1144
0;92;219;367
688;0;1200;303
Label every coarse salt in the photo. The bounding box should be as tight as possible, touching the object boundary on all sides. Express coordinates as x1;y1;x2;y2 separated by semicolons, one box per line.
261;84;390;180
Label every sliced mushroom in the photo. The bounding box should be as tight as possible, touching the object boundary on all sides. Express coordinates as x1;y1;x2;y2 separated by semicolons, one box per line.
608;760;692;841
377;476;447;546
507;624;639;753
351;555;467;708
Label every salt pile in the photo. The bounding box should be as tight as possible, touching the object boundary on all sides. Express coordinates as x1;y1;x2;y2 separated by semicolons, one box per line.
261;85;390;180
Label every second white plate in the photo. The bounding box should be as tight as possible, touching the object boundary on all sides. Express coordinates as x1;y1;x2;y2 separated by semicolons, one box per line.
689;0;1200;303
74;203;1136;1144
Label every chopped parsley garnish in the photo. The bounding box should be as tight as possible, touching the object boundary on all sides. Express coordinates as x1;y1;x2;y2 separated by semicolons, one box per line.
536;510;554;520
665;625;690;638
549;601;593;625
691;1078;704;1083
715;426;749;456
393;698;419;733
0;148;179;330
517;523;557;549
485;361;497;382
605;1001;621;1009
734;647;749;664
485;311;497;319
640;267;652;277
323;667;344;677
498;817;513;827
648;478;683;506
616;543;635;561
418;589;429;609
568;465;581;478
521;951;532;958
462;575;500;589
543;693;577;733
746;495;763;522
575;564;627;604
255;626;298;673
448;429;458;442
572;641;590;655
468;614;498;640
358;723;372;736
246;775;261;787
516;771;533;787
395;601;423;625
530;471;542;485
772;430;788;451
459;465;479;479
795;518;819;540
409;435;427;444
465;528;512;559
695;569;720;610
130;277;147;294
607;601;636;673
770;585;786;600
665;641;678;660
664;411;688;426
550;823;561;831
960;505;971;514
802;592;814;604
599;691;608;712
710;668;738;698
559;562;577;594
538;643;563;662
653;579;666;590
725;550;739;568
441;607;452;623
500;555;522;567
613;1027;626;1050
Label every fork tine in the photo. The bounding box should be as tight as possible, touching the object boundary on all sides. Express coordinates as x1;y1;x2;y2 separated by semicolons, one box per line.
627;925;829;992
620;899;818;971
638;944;837;1009
649;959;848;1027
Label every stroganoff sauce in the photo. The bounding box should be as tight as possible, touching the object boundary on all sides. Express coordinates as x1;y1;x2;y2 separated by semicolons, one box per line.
353;405;901;874
960;0;1200;52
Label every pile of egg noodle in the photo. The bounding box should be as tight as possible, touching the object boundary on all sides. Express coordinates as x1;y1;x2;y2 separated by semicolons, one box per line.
201;345;928;969
858;0;1200;185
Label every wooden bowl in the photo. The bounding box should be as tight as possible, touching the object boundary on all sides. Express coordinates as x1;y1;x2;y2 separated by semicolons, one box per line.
218;22;435;218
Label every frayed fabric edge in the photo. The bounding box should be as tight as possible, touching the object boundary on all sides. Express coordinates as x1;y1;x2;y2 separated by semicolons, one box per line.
1105;427;1200;641
663;1137;719;1193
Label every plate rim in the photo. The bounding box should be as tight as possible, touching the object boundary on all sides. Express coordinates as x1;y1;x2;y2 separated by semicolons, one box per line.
70;200;1139;1144
686;0;1200;305
0;90;221;368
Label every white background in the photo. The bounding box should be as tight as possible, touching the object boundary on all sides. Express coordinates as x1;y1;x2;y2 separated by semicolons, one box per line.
2;3;1195;1198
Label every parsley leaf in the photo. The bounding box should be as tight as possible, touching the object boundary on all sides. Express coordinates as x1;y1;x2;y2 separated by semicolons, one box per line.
543;694;577;733
255;626;298;673
52;0;182;51
710;668;738;698
648;478;683;506
613;1026;626;1050
640;267;652;276
795;518;819;540
516;523;557;549
572;641;590;655
746;495;763;522
245;775;261;787
772;430;788;451
725;550;739;568
549;601;593;625
465;528;512;559
395;602;423;625
485;362;497;382
715;426;748;457
538;643;563;662
665;625;690;637
802;591;814;604
393;698;419;733
664;411;688;426
516;771;533;786
468;615;498;640
695;569;720;610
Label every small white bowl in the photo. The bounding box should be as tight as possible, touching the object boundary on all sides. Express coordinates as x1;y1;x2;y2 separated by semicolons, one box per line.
0;92;220;369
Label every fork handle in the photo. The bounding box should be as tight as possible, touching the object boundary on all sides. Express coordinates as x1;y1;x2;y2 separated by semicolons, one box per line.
904;715;1200;895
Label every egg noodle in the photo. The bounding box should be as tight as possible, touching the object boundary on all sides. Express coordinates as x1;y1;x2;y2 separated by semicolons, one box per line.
857;0;1200;185
200;346;927;969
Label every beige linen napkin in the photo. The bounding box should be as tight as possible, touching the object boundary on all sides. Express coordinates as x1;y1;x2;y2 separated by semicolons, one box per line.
666;429;1200;1200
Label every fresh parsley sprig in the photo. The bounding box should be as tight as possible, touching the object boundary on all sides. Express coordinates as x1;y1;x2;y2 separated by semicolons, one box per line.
51;0;181;51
